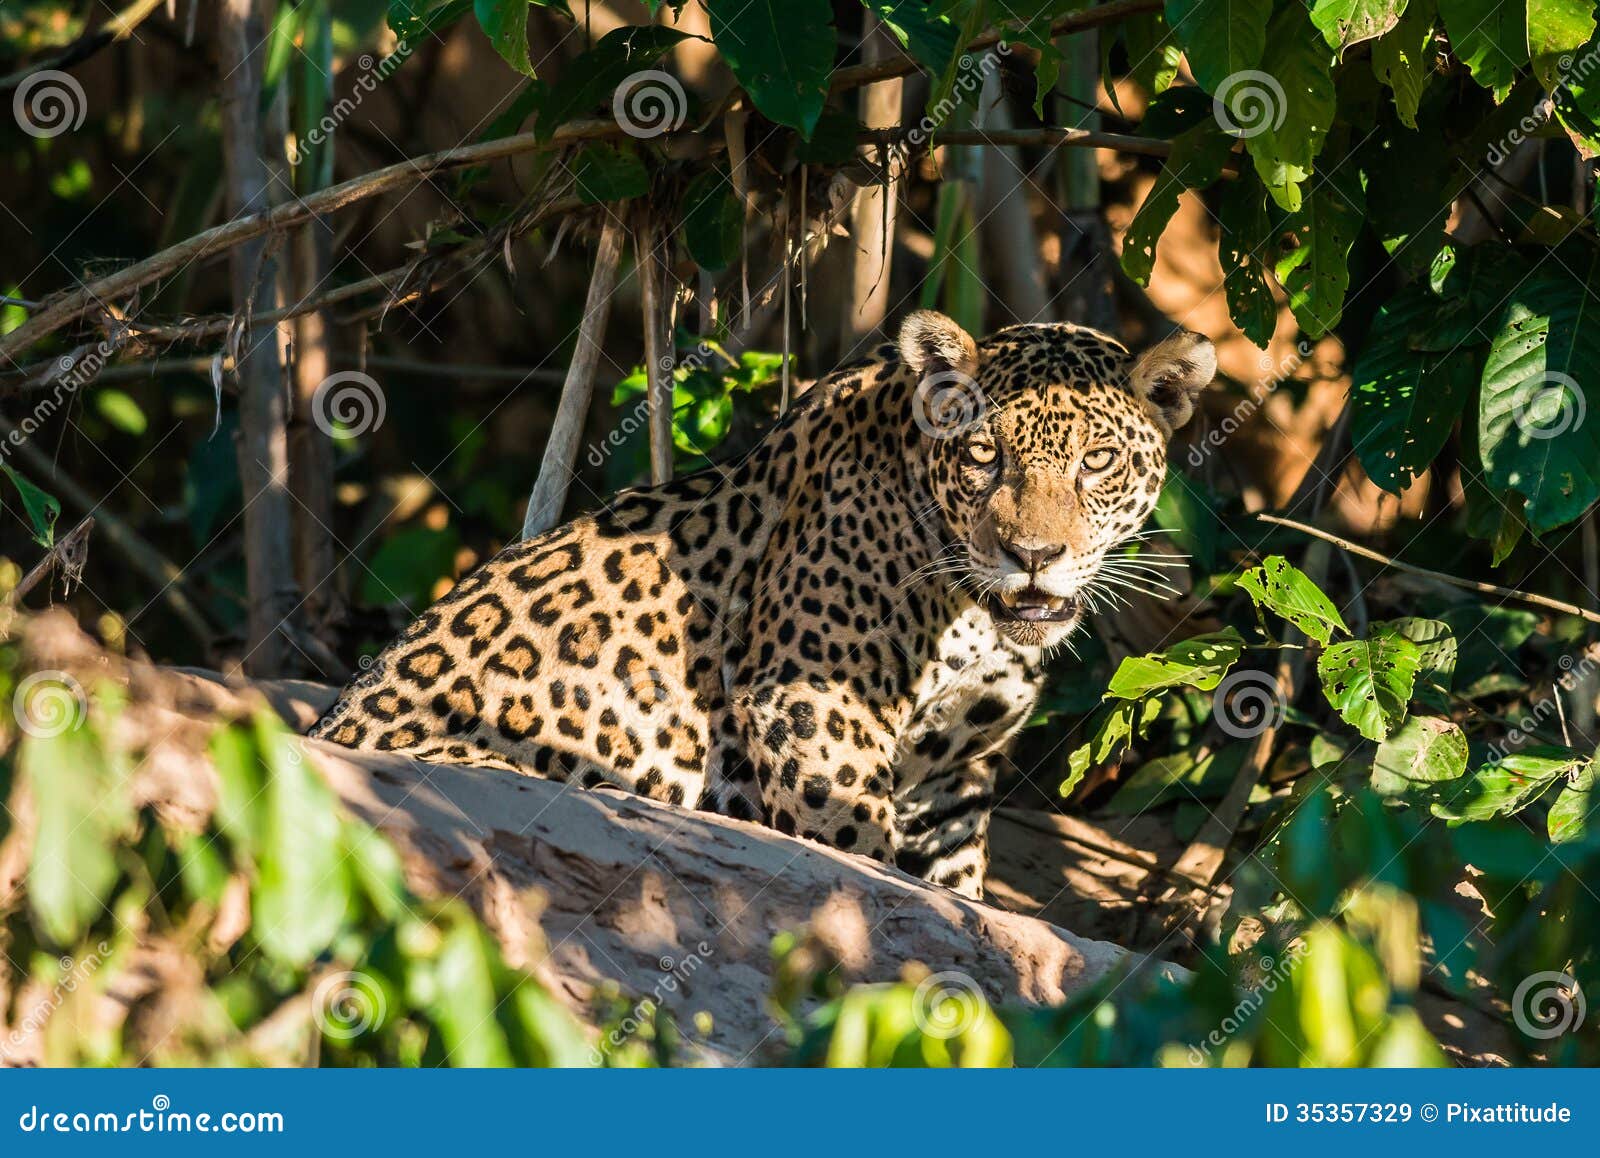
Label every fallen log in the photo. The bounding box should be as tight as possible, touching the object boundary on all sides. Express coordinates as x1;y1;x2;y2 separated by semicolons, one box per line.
14;613;1171;1065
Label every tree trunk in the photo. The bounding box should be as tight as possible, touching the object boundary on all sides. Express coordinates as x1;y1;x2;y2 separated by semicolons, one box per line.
839;15;903;360
219;0;300;677
636;214;675;485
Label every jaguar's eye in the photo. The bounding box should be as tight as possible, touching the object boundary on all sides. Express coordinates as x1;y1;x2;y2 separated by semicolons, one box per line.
964;440;997;467
1082;448;1117;472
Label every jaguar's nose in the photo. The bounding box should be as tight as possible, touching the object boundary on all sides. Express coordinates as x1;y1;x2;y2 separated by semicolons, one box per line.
1000;540;1066;574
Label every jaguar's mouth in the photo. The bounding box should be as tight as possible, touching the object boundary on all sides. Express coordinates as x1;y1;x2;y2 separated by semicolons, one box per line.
987;585;1081;623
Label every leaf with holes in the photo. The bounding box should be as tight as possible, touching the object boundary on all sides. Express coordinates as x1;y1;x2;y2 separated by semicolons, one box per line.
1371;715;1468;796
1370;0;1436;127
1527;0;1597;94
1121;121;1234;287
1477;255;1600;532
1384;616;1457;710
1237;555;1349;645
1273;164;1364;336
1350;284;1477;495
1318;630;1422;741
1218;169;1279;349
1106;628;1246;699
1310;0;1408;52
1243;2;1338;212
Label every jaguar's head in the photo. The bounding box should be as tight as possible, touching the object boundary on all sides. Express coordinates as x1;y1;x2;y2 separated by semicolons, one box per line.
901;311;1216;647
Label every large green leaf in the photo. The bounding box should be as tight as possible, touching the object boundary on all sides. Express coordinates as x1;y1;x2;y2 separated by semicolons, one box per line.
1273;165;1364;336
1385;616;1457;710
1125;10;1183;99
1120;121;1234;286
1526;0;1597;93
1106;627;1246;698
707;0;834;136
683;167;743;271
1438;0;1526;100
1371;715;1468;795
1318;629;1422;741
1059;697;1163;797
864;1;960;77
1218;169;1279;349
1477;255;1600;531
1350;285;1477;494
1370;0;1436;126
1548;759;1596;842
1553;32;1600;155
475;0;533;76
535;24;693;139
1243;2;1338;211
1238;554;1349;645
1164;0;1271;95
1431;746;1580;821
1310;0;1409;52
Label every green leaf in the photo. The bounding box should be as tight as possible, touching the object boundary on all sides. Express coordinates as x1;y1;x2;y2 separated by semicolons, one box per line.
1244;2;1338;212
1273;164;1364;337
570;142;648;204
250;713;348;967
1370;0;1436;126
1237;554;1349;645
1217;169;1279;348
1438;0;1526;100
1384;616;1456;709
682;167;743;271
1106;628;1246;698
1526;0;1597;94
1125;10;1183;99
390;0;472;42
1372;715;1468;795
1310;0;1409;52
1;463;61;548
863;1;960;77
1477;255;1600;532
475;0;533;76
707;0;834;136
1318;630;1422;741
362;525;462;607
535;24;693;140
1164;0;1271;96
1548;760;1596;842
430;919;516;1066
95;388;147;436
1553;32;1600;155
1350;285;1477;494
1120;121;1234;286
1432;746;1580;821
1059;697;1163;797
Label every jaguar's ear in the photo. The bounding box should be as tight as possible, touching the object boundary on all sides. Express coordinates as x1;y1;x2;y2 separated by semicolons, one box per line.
898;310;979;379
1128;330;1217;435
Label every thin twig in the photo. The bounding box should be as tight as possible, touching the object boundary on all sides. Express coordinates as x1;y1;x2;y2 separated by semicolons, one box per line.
0;0;167;90
5;517;95;605
1258;513;1600;626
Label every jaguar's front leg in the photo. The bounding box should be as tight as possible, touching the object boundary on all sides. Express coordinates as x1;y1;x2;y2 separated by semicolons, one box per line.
735;683;901;865
893;752;1001;899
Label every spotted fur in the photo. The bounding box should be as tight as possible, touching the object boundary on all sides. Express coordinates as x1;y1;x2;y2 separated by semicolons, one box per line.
311;313;1215;898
